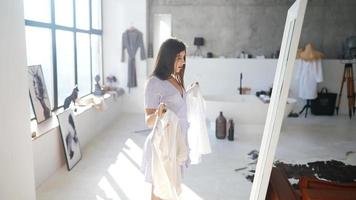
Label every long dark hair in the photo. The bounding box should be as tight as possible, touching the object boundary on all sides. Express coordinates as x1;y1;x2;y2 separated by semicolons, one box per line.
153;38;186;86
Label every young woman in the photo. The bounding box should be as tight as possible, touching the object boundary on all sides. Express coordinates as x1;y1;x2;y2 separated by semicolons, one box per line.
143;38;188;200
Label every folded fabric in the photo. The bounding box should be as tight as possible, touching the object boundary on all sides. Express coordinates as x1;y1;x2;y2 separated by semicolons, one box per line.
76;96;107;111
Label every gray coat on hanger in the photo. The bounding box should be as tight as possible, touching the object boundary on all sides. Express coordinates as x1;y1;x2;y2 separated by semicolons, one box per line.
121;28;146;88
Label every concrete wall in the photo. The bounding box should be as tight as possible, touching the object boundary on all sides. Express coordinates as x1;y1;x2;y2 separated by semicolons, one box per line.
103;0;147;114
0;0;36;199
148;0;356;58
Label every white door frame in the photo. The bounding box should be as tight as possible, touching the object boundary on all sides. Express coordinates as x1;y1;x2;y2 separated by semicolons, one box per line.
249;0;308;199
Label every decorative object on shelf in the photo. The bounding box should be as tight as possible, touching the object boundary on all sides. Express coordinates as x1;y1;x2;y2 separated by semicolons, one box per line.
106;75;117;87
104;75;125;98
238;73;251;95
207;52;213;58
94;75;104;96
343;36;356;59
215;111;227;139
227;119;234;141
239;73;243;94
193;37;204;57
240;87;251;95
256;90;268;97
240;51;247;59
256;90;270;103
63;86;79;111
76;96;107;112
28;65;51;123
57;109;82;170
271;50;280;58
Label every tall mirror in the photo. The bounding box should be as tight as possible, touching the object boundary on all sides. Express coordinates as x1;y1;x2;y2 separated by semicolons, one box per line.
249;0;308;199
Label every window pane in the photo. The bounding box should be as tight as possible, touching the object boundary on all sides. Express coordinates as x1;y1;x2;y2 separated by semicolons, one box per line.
55;0;73;27
75;0;90;30
91;0;102;29
25;26;54;109
91;34;102;91
24;0;51;23
77;33;91;96
56;30;75;106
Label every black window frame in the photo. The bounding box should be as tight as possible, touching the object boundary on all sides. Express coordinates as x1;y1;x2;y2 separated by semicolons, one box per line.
25;0;103;110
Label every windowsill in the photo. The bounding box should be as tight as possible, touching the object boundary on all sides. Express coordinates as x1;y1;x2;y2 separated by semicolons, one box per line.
31;93;114;141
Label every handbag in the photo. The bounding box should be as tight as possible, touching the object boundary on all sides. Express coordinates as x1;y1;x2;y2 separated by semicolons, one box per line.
311;88;337;116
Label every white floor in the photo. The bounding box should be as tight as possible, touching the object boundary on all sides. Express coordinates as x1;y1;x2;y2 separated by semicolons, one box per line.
36;113;356;200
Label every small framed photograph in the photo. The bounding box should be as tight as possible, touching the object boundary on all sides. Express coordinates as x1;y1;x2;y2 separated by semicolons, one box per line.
28;65;51;123
57;109;82;170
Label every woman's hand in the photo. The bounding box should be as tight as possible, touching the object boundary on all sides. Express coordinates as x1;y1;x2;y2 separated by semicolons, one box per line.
187;81;199;93
157;103;166;117
145;103;166;127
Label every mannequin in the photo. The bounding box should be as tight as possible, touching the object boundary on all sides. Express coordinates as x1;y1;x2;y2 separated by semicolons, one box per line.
297;43;323;61
296;43;324;117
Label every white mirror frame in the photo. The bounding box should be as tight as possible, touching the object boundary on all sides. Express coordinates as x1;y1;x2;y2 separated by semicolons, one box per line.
249;0;308;199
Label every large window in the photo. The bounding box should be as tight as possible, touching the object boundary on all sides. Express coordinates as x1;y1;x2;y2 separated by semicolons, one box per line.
91;34;103;83
56;30;75;105
24;0;102;109
25;26;54;108
55;0;74;27
77;32;91;96
24;0;51;23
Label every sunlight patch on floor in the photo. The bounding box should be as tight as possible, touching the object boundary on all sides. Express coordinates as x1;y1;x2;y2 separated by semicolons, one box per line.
97;138;204;200
108;154;150;199
122;138;144;166
96;194;107;200
98;177;121;200
180;184;204;200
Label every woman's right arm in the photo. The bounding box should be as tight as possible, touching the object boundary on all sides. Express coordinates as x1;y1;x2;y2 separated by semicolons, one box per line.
145;103;166;127
145;78;166;127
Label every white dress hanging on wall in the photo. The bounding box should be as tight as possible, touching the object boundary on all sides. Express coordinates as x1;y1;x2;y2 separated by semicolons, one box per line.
295;59;323;99
186;83;212;164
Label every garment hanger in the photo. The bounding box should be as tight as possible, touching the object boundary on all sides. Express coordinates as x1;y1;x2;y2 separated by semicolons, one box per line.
128;22;136;31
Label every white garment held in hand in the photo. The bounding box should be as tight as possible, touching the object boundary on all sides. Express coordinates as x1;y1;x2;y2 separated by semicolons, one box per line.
186;82;212;164
142;109;188;200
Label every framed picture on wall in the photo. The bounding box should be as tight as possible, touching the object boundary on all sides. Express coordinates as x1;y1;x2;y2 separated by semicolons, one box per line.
28;65;51;123
57;109;82;170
